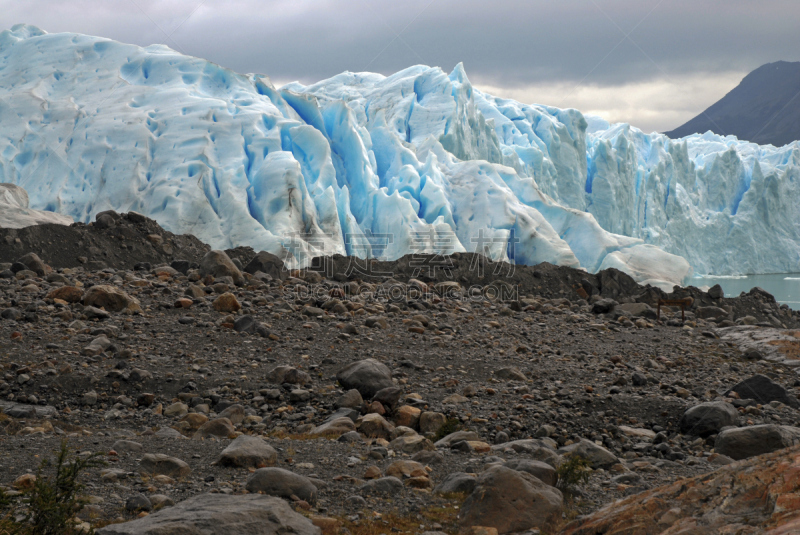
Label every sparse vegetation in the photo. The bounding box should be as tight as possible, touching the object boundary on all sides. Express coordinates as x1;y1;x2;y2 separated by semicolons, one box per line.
556;454;592;497
0;440;105;535
334;500;462;535
433;418;462;442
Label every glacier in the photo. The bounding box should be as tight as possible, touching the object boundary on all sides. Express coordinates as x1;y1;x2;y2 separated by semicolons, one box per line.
0;25;796;287
0;183;73;228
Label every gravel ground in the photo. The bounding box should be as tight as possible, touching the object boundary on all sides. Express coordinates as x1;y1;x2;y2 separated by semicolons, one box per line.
1;216;799;532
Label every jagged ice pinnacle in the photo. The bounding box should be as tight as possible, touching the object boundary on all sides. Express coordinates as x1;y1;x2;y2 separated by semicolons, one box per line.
1;25;795;287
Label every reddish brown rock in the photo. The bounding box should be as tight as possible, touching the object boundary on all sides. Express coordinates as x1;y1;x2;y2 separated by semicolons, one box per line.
561;444;800;535
212;292;241;313
46;286;83;303
83;284;141;313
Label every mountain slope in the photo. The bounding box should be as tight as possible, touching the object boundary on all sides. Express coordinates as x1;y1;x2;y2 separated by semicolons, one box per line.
665;61;800;147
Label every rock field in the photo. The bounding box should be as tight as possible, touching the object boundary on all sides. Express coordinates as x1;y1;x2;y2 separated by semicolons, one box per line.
1;211;800;534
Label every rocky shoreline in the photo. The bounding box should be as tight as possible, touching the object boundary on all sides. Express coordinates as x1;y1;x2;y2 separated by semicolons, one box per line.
1;211;799;534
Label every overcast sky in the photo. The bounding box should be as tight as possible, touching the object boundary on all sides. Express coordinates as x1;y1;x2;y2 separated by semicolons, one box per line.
2;0;798;133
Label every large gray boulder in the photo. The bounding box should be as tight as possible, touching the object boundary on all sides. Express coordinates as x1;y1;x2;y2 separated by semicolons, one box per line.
726;375;799;409
458;466;563;534
434;430;480;448
433;472;477;495
200;250;244;286
680;401;739;437
558;439;618;469
244;467;318;504
139;454;191;478
244;251;287;281
714;424;800;460
16;252;47;276
216;435;277;468
96;493;320;534
502;459;557;487
491;439;561;468
336;359;394;398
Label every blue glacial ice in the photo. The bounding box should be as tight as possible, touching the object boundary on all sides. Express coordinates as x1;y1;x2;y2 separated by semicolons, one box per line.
1;25;796;288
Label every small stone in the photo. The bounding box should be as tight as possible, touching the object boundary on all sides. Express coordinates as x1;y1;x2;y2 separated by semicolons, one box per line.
213;293;241;313
139;454;191;478
125;494;152;512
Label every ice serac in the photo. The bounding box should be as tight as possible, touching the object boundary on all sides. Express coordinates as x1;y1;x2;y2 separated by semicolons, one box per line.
0;184;73;228
2;24;749;288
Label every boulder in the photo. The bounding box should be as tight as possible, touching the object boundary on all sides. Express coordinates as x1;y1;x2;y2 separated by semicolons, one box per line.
266;366;311;386
707;284;724;299
96;494;320;535
200;250;244;286
372;386;404;408
502;459;557;487
385;460;425;479
336;359;394;398
419;412;447;435
714;424;800;460
139;454;191;478
394;405;422;428
726;374;799;408
234;315;257;333
459;466;563;534
16;252;46;276
435;430;481;448
112;440;144;454
434;472;477;495
245;468;317;504
213;293;241;313
591;298;618;314
244;251;287;281
561;444;800;535
680;401;739;437
493;367;527;382
217;404;245;425
163;402;188;418
695;306;728;320
46;286;83;303
217;435;277;468
194;418;235;439
82;335;112;356
558;439;618;469
358;413;395;440
310;417;356;437
389;434;434;454
335;389;363;410
83;285;141;313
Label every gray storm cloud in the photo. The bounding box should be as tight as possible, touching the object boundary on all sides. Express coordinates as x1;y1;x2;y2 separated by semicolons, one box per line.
1;0;798;132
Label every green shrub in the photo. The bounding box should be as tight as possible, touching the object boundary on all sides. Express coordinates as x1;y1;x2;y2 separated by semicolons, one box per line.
555;454;592;497
433;418;462;442
1;440;105;535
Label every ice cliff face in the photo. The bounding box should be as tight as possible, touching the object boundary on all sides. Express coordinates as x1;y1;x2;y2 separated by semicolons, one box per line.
1;24;791;286
0;183;73;228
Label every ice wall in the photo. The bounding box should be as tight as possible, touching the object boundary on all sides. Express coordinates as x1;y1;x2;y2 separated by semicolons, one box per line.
0;25;711;288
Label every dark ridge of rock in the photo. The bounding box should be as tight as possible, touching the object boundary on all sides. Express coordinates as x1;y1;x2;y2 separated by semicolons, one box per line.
2;214;796;327
0;213;209;270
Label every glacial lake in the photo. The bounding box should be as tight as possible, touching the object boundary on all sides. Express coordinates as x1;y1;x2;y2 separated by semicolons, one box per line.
690;273;800;310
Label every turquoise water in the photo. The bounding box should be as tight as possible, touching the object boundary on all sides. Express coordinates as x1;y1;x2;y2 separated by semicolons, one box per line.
691;273;800;310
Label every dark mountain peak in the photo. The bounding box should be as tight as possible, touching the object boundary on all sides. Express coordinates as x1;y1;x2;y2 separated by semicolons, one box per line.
665;61;800;147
